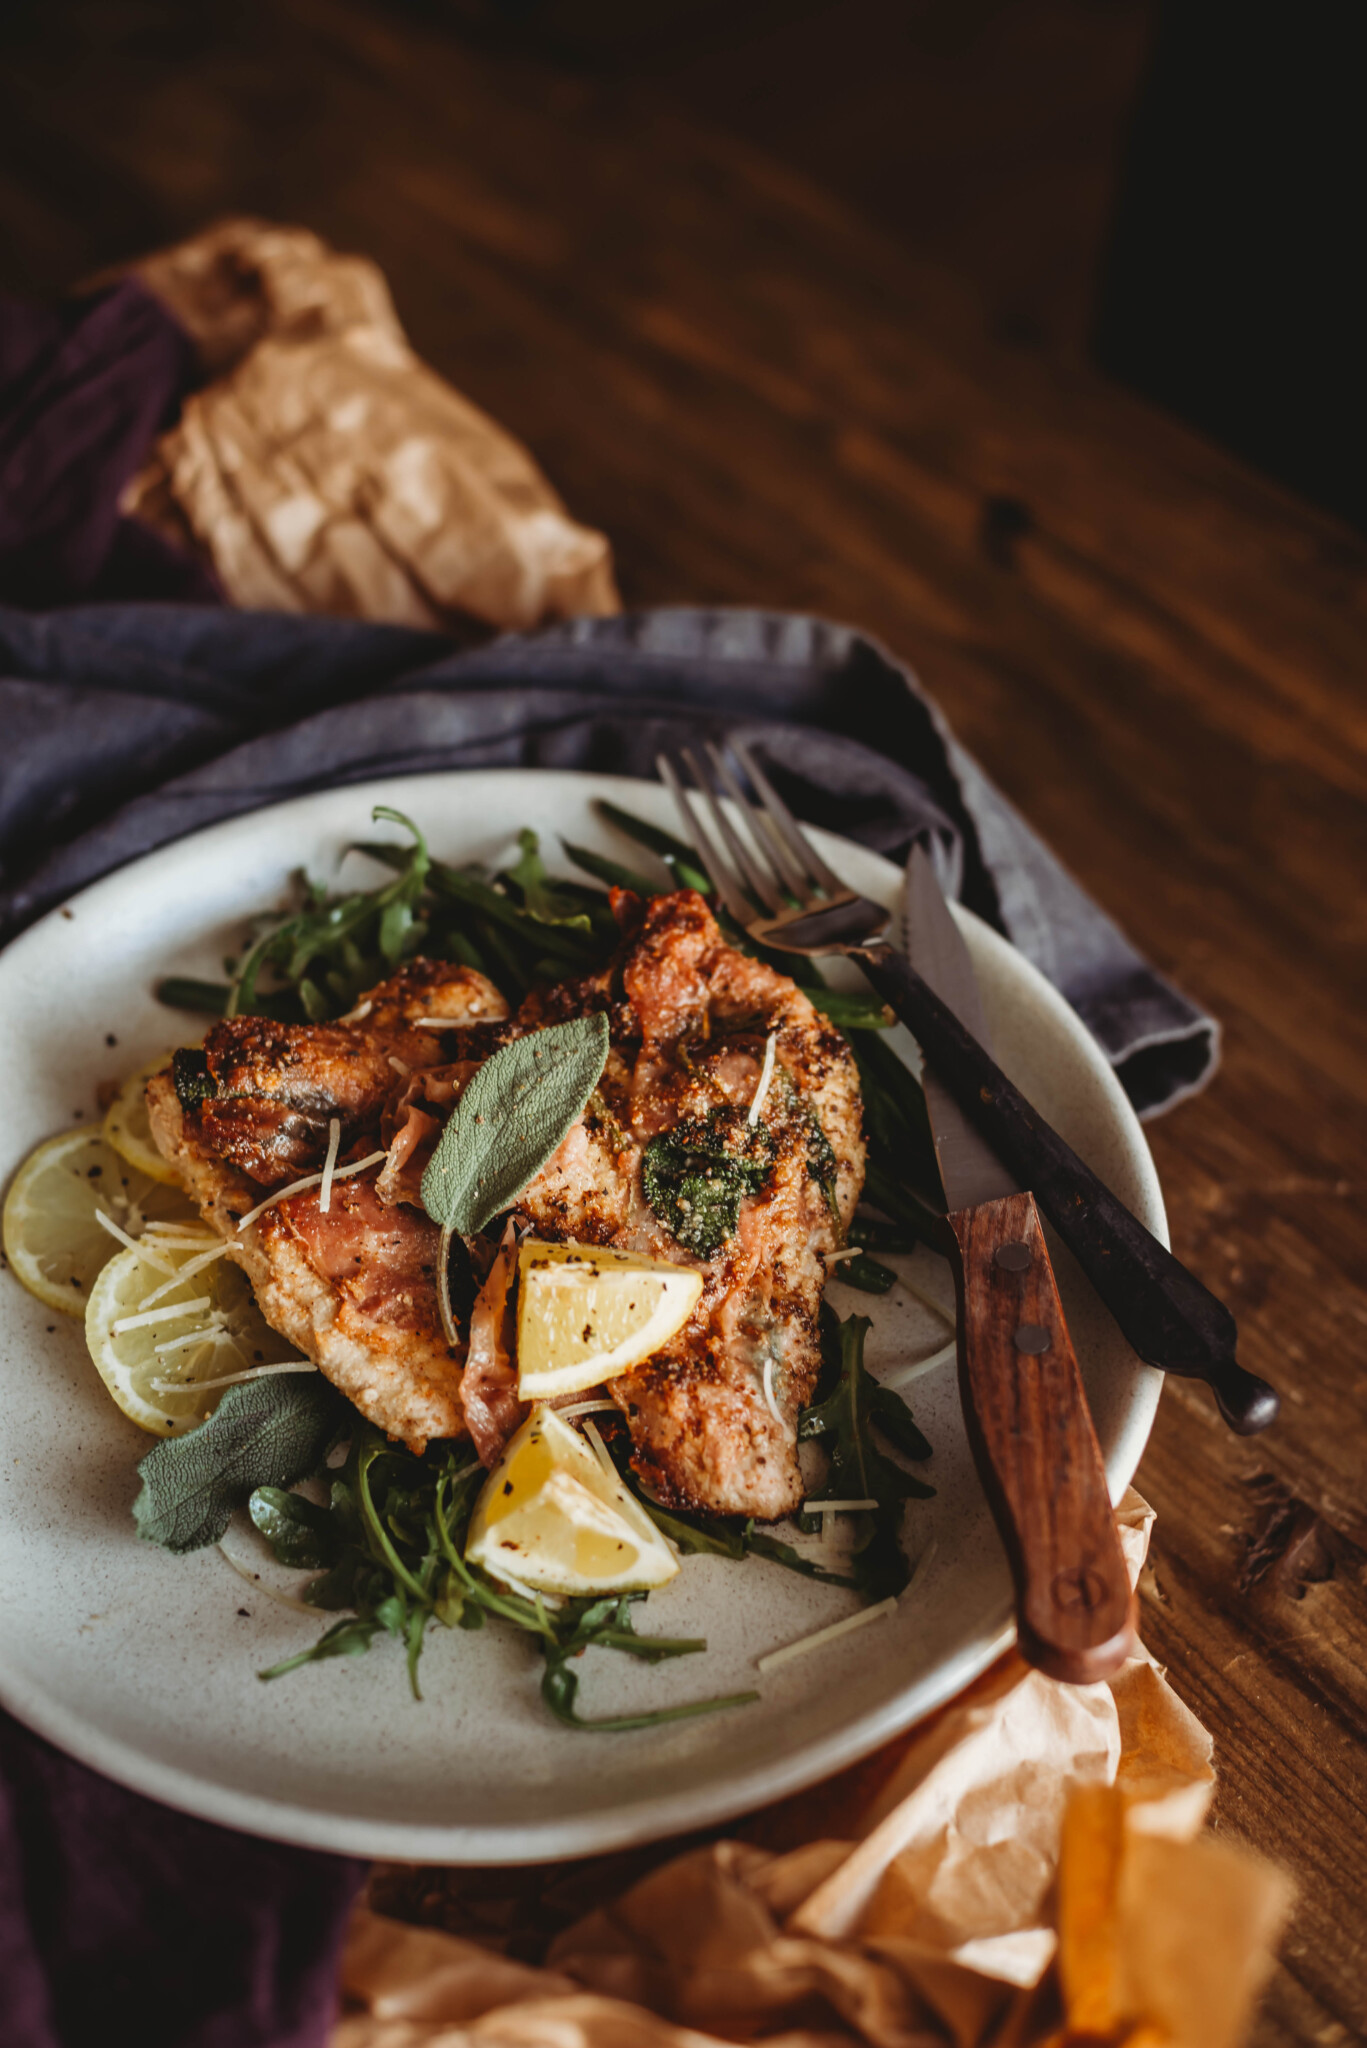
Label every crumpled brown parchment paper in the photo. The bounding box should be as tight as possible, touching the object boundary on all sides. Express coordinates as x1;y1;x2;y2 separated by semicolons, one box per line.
117;217;619;632
336;1494;1291;2048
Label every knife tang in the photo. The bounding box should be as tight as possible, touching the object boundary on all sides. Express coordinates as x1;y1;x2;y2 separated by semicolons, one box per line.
856;940;1279;1434
947;1190;1137;1683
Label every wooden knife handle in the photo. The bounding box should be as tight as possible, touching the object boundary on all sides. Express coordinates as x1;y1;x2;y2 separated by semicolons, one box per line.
947;1189;1138;1684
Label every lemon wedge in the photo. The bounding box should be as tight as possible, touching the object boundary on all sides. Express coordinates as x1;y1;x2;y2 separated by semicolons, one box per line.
515;1240;703;1400
85;1240;310;1435
3;1128;199;1315
465;1406;679;1596
103;1052;182;1184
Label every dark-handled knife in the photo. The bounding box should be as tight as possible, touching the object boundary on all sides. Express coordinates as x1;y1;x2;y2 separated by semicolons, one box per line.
858;871;1278;1436
905;846;1138;1685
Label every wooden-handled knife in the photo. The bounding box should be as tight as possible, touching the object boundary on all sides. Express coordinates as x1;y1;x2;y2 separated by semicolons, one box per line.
905;846;1138;1685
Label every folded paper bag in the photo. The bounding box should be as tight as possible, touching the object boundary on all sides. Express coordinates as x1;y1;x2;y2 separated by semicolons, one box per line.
338;1493;1291;2048
1054;1784;1294;2048
119;217;620;633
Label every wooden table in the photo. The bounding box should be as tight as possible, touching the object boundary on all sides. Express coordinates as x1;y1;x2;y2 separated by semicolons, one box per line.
3;3;1364;2038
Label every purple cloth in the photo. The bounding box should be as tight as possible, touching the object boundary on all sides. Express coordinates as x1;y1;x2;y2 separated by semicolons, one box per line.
0;1718;366;2048
0;280;220;607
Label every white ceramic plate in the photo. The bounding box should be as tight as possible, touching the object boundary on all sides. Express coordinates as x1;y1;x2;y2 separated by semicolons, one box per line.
0;770;1164;1862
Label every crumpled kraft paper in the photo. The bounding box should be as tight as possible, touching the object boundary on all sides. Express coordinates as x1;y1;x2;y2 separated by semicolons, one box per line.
336;1492;1292;2048
117;217;619;632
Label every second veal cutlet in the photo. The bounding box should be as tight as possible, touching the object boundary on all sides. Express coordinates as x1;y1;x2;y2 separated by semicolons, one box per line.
147;890;867;1519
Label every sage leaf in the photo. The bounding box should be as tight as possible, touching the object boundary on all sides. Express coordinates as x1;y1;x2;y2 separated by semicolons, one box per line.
132;1375;344;1554
420;1011;610;1236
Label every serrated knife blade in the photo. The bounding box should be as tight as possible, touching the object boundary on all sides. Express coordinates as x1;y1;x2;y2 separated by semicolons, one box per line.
903;845;1020;1213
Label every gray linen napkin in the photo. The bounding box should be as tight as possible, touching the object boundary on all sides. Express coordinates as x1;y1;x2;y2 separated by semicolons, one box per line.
0;603;1215;1116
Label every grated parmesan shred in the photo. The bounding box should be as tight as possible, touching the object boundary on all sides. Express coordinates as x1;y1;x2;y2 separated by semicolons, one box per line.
317;1118;342;1214
151;1361;317;1395
581;1416;620;1485
747;1031;778;1126
134;1242;229;1313
93;1209;178;1275
153;1326;222;1356
756;1595;898;1673
112;1295;212;1336
883;1337;957;1391
235;1151;387;1232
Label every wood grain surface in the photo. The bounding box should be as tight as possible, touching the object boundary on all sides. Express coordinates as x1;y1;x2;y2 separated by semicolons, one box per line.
2;4;1364;2038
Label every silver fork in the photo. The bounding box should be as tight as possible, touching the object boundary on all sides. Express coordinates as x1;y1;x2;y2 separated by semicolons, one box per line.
655;741;1278;1438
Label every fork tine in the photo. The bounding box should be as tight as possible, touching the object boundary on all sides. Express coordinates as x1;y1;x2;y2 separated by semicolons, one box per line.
655;753;752;924
730;738;845;895
683;747;785;914
706;743;810;900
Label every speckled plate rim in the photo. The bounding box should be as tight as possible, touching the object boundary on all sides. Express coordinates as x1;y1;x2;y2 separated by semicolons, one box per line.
0;769;1165;1862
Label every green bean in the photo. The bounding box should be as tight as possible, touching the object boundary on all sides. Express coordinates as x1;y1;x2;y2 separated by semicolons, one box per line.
561;839;658;896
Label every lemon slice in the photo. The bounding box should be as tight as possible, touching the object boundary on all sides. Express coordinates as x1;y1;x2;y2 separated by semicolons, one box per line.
103;1053;182;1184
84;1241;310;1435
465;1406;679;1596
515;1240;703;1400
3;1128;199;1316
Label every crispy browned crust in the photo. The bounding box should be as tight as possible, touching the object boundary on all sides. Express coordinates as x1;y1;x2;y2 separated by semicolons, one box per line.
149;901;865;1507
146;961;506;1450
514;890;866;1518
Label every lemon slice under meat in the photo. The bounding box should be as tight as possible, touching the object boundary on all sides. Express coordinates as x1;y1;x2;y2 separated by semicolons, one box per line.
103;1053;182;1184
515;1240;703;1401
465;1405;679;1597
3;1128;199;1316
84;1241;311;1436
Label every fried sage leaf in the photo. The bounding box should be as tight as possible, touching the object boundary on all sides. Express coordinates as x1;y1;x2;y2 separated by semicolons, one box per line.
133;1375;344;1554
420;1012;610;1238
642;1105;775;1257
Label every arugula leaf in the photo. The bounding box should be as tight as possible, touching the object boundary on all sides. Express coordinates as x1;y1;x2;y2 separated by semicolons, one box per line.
227;808;431;1019
508;829;593;933
743;1526;857;1586
597;1435;858;1589
541;1658;758;1732
799;1311;934;1600
539;1594;756;1732
249;1486;340;1569
420;1012;611;1237
133;1376;344;1554
259;1615;383;1679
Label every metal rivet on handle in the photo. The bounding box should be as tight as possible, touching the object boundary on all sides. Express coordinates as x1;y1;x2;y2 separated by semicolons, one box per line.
1014;1323;1052;1355
995;1241;1032;1272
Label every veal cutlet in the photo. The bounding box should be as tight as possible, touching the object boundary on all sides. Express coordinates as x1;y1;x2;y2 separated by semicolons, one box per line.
147;891;866;1515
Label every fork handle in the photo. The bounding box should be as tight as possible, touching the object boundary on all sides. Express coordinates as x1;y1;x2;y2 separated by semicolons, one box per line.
854;941;1279;1434
949;1190;1137;1683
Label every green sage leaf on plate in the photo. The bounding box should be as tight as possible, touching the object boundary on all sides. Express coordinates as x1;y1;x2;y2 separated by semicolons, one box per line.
132;1374;344;1554
420;1011;611;1237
